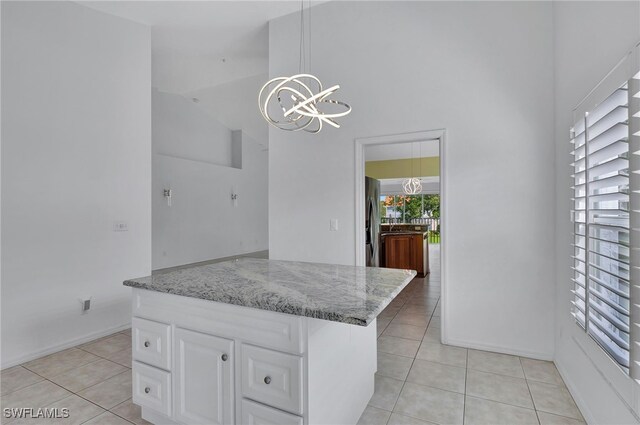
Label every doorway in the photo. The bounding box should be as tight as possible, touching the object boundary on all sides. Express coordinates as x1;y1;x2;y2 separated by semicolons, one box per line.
354;129;447;340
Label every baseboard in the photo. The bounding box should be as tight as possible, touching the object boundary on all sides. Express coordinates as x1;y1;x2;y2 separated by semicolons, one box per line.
554;358;596;425
442;336;554;361
1;322;131;370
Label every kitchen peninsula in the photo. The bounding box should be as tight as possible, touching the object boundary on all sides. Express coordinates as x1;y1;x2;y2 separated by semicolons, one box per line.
380;229;430;277
124;258;415;425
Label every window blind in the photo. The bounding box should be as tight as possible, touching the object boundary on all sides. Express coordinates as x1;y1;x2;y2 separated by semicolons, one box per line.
571;68;640;374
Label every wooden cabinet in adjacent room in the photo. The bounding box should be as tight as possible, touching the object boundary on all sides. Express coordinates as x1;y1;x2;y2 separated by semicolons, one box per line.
380;233;429;277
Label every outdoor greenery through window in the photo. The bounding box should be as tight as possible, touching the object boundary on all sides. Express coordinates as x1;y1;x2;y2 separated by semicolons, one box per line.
380;194;440;243
380;194;440;222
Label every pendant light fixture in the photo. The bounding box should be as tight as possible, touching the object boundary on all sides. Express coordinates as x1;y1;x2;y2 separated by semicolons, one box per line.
258;0;351;134
402;142;423;195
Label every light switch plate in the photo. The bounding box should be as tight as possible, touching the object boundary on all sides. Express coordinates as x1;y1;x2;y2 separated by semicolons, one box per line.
330;219;339;231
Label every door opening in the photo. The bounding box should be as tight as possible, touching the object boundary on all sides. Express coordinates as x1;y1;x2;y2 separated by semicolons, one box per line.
354;129;447;341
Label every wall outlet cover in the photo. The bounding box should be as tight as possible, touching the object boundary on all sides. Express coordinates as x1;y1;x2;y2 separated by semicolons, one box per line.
113;221;128;232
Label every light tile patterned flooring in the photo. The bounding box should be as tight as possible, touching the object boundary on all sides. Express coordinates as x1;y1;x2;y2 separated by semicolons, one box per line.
1;328;147;425
357;245;585;425
1;245;584;425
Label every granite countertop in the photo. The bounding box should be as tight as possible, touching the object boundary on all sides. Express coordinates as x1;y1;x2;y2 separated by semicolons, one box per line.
123;258;415;326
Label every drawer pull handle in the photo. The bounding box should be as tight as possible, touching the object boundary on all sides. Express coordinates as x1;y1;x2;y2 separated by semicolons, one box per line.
144;341;150;348
221;353;228;361
264;376;271;385
144;387;151;394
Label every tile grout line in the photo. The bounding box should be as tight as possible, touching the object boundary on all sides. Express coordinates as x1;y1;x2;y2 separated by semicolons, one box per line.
3;330;135;425
390;280;440;422
378;275;426;424
520;357;543;425
105;400;139;425
4;377;108;424
386;288;415;423
462;331;467;425
520;359;586;423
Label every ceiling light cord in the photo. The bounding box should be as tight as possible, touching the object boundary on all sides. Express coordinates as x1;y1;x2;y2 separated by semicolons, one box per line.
308;0;311;74
402;142;423;195
299;0;304;74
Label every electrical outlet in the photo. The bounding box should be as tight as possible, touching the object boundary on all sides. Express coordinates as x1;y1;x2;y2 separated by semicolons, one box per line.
80;297;92;314
113;221;128;232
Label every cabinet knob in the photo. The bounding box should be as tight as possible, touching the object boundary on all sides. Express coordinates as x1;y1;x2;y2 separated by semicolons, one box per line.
221;353;228;361
144;341;150;348
144;387;151;394
264;376;271;385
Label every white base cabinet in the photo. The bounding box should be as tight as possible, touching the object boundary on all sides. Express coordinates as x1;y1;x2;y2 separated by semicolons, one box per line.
130;288;376;425
174;328;234;425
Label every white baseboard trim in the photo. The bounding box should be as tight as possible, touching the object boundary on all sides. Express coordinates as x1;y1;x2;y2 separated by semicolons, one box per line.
554;359;596;425
442;336;554;361
1;322;131;370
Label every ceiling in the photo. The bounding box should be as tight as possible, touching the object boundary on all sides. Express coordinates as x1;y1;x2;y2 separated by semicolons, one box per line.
365;140;440;162
79;1;325;94
79;1;328;146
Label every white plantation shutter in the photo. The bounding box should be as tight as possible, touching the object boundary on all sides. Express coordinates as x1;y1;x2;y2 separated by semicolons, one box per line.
629;71;640;380
571;46;640;375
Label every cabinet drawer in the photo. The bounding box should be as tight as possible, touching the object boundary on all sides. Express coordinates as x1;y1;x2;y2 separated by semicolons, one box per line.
241;399;303;425
132;317;171;370
241;344;303;415
132;361;171;417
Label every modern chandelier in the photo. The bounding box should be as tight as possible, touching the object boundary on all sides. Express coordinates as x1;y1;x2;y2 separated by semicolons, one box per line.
402;178;422;195
258;1;351;134
402;142;423;195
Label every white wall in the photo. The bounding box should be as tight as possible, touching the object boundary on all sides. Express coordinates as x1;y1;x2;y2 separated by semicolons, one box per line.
365;141;439;161
152;90;268;269
554;2;640;423
269;1;556;358
186;73;270;146
1;1;151;367
153;89;233;167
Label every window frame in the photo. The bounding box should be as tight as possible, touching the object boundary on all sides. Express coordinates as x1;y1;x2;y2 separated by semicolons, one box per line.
570;44;640;380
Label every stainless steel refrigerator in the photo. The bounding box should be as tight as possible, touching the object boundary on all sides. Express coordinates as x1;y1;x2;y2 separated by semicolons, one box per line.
365;177;380;267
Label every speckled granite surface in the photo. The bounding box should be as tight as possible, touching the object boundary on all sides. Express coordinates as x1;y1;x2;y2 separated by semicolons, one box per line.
123;258;415;326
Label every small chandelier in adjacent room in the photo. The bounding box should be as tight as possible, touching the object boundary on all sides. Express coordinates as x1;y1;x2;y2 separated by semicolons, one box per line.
402;178;422;195
403;142;423;195
258;1;351;134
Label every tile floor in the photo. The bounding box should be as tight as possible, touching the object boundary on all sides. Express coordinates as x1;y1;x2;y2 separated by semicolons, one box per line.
357;245;585;425
1;244;584;425
1;328;147;425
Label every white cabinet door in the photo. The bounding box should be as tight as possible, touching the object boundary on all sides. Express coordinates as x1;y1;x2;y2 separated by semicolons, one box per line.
174;328;234;425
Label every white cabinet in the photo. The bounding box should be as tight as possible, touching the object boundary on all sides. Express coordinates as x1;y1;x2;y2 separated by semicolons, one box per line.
133;317;171;370
241;399;303;425
131;288;377;425
241;344;303;415
133;361;172;417
174;328;234;425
